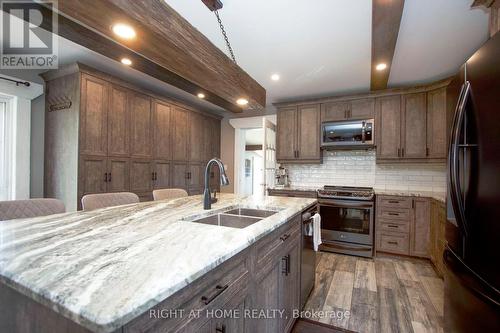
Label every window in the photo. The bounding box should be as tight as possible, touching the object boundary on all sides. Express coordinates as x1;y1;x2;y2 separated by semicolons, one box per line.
0;96;13;201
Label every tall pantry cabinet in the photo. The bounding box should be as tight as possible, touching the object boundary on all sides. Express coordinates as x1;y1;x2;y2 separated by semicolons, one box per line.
43;63;221;211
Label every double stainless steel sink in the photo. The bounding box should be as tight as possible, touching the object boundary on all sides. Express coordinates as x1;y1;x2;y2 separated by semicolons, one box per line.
188;208;278;229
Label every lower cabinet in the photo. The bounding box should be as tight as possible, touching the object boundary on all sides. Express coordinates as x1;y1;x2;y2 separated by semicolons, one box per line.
123;214;303;333
429;200;447;277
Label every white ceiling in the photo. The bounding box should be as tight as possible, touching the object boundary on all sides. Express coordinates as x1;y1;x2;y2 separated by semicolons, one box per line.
389;0;489;86
167;0;488;105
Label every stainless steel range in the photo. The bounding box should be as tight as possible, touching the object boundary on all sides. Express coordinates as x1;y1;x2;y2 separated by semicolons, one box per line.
317;186;375;258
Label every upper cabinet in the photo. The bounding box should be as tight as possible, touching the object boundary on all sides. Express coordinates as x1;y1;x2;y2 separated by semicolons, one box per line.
376;88;447;163
321;98;375;122
153;100;172;161
426;88;447;159
277;104;320;163
130;93;152;159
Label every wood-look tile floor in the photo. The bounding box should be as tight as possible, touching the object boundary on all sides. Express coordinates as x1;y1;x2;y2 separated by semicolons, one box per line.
303;252;444;333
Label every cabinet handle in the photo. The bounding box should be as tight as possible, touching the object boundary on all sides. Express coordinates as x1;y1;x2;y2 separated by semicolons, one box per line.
397;148;401;157
108;173;111;182
280;233;290;242
215;323;226;333
387;225;399;228
426;147;429;156
388;212;400;216
402;148;405;157
104;173;108;183
201;284;228;305
152;172;155;181
388;200;400;204
155;172;158;181
281;254;290;276
412;199;415;209
388;241;398;245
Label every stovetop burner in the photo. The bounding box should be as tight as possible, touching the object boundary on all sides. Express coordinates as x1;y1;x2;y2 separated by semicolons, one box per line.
317;185;374;201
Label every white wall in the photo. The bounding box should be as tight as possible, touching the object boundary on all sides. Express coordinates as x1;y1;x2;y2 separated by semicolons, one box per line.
283;150;446;193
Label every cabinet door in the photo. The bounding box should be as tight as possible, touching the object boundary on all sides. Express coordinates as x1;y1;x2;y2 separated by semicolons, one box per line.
153;100;172;160
171;162;188;190
107;85;130;157
80;156;107;195
80;74;108;156
172;107;189;161
189;111;204;162
429;201;438;264
376;96;401;159
213;289;249;333
130;93;152;158
321;101;349;121
254;262;281;333
426;88;447;159
402;93;427;158
212;118;221;159
410;198;431;257
276;107;297;161
188;163;204;195
153;161;170;189
130;160;153;193
297;104;320;161
203;117;220;161
280;244;300;333
350;98;375;119
107;158;129;192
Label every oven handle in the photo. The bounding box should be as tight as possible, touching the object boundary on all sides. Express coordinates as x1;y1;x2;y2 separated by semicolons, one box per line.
319;199;373;209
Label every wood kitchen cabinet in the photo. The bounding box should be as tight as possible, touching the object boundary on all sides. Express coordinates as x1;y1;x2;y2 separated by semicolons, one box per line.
277;104;320;163
321;98;374;121
402;93;427;159
376;95;402;160
430;200;447;277
427;88;448;159
376;195;432;259
43;63;221;210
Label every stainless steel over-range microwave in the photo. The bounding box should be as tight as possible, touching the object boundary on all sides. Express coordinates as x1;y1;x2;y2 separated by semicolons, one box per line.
321;118;374;149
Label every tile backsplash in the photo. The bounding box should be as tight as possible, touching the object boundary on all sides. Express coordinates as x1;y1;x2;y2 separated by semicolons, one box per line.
283;150;446;193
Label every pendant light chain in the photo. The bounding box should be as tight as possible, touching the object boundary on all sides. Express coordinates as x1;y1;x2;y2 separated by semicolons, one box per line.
214;10;237;64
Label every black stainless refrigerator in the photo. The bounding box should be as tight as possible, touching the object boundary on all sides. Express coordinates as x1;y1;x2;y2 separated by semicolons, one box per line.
445;32;500;332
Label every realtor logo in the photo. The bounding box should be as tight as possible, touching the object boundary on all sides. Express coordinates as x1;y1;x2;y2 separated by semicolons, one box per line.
0;0;58;69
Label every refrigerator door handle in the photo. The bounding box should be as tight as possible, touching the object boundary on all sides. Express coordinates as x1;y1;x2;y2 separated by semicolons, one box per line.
448;81;471;238
444;247;500;308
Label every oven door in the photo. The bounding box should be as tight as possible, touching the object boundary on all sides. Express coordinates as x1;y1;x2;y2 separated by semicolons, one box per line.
319;199;374;245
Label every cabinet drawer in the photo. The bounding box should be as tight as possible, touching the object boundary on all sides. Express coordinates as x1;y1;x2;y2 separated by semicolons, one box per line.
377;220;410;234
124;253;249;333
255;215;300;271
377;208;410;220
377;196;412;209
377;232;409;255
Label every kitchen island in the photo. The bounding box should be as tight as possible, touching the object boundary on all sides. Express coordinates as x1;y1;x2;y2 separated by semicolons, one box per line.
0;194;316;333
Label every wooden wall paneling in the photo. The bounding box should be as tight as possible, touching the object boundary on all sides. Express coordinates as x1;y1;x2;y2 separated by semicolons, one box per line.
371;0;405;90
153;100;172;160
189;111;204;162
107;158;130;193
130;159;153;193
350;98;375;119
153;161;171;190
376;95;401;159
45;0;266;112
130;93;152;158
107;84;130;157
297;104;321;161
79;156;107;198
80;74;108;156
402;93;427;158
426;88;447;159
172;107;189;161
276;107;297;161
171;162;188;190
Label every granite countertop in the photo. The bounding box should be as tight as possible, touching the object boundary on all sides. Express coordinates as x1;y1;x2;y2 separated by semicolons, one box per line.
373;189;446;203
0;194;316;333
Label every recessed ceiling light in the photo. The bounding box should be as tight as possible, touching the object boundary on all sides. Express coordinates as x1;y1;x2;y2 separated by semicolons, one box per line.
271;74;280;81
376;63;387;71
197;93;205;99
236;98;248;106
112;23;136;39
121;58;132;66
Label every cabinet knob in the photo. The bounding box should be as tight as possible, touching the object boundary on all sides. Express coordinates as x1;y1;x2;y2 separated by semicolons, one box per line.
104;173;108;183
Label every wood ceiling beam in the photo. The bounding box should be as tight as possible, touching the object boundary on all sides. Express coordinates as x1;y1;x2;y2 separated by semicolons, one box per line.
370;0;405;91
43;0;266;113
